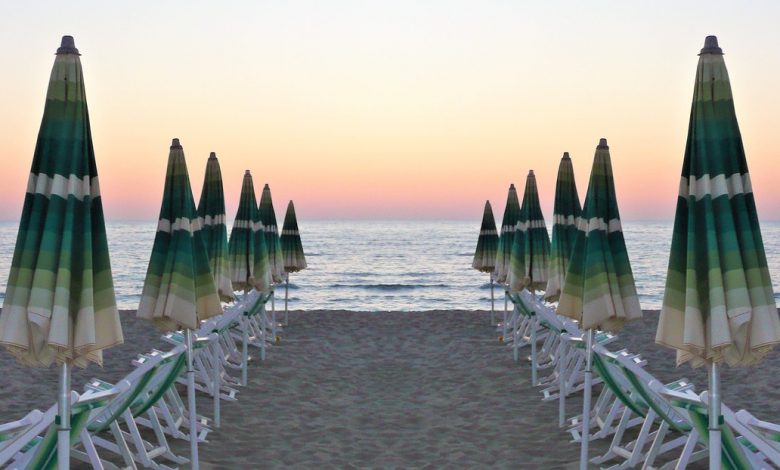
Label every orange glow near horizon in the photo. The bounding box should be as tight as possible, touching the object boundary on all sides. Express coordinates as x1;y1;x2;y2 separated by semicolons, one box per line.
1;1;779;224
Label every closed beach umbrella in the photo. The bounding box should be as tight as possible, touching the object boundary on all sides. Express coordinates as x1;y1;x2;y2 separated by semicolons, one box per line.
0;36;123;469
557;138;642;469
506;186;528;294
280;200;307;324
493;184;521;284
228;171;258;292
197;152;234;302
655;36;780;469
494;184;521;334
258;184;283;335
259;184;285;284
472;200;499;323
137;138;222;470
545;153;582;302
521;170;551;291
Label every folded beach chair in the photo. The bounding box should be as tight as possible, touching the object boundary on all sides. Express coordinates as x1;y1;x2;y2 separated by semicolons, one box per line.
0;410;45;457
584;350;696;469
77;345;192;470
0;388;121;470
659;386;778;469
735;410;780;457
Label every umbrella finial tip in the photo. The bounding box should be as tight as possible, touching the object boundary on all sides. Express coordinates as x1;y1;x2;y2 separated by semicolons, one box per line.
509;183;515;189
245;169;251;175
170;138;182;149
562;151;570;159
264;183;270;189
209;151;217;159
597;138;608;149
56;35;80;55
528;169;535;176
700;35;723;55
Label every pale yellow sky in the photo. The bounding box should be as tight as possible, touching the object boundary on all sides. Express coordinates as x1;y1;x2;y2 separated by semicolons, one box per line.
1;1;778;221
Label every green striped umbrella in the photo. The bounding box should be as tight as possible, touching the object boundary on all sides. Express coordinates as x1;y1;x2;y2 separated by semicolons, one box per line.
137;139;222;331
137;138;222;470
506;185;528;293
493;184;521;284
197;152;233;302
280;200;307;325
259;184;285;285
281;200;307;273
557;138;641;469
521;170;551;291
228;171;258;292
655;36;780;469
472;200;499;323
545;153;582;301
0;36;123;469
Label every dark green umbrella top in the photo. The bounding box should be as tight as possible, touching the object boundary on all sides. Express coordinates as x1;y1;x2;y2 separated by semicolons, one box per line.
197;152;233;301
472;200;498;273
545;153;582;301
281;200;307;273
656;36;780;367
0;36;122;368
137;139;222;331
494;184;521;283
557;139;642;331
228;171;272;292
259;183;285;284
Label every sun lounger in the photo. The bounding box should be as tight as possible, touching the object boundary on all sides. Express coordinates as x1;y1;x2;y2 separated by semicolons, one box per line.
1;387;121;470
659;386;766;469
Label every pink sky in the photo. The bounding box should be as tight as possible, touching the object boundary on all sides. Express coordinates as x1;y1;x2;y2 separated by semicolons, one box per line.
1;1;779;222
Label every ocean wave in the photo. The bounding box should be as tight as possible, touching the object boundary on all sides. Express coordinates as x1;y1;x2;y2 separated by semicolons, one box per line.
329;283;450;291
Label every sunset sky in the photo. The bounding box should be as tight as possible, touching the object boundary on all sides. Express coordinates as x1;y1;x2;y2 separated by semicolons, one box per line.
1;1;779;222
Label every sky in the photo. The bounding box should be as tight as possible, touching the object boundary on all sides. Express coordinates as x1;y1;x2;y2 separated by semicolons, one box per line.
0;1;779;222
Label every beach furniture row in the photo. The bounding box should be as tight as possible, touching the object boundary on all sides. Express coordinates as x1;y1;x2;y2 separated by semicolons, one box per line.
0;289;279;470
498;290;780;469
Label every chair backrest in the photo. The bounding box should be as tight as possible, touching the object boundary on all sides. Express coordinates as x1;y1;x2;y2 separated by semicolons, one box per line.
590;348;648;417
86;351;169;434
618;356;692;434
25;387;121;470
128;345;188;418
660;386;752;470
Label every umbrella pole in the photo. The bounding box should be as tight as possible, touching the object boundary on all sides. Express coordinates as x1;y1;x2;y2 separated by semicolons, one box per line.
57;361;71;470
185;329;200;470
579;328;593;470
284;273;289;326
271;289;277;339
502;288;508;340
708;362;722;469
489;273;495;325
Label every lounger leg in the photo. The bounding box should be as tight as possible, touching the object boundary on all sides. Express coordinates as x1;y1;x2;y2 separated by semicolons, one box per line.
79;428;106;470
242;315;249;386
531;317;538;386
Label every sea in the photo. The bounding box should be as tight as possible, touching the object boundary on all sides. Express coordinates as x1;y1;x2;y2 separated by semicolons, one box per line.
0;220;778;312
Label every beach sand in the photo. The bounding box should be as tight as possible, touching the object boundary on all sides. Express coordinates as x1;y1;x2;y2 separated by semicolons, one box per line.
0;309;778;469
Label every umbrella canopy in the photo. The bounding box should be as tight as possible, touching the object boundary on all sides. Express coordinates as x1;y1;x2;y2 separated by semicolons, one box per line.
228;171;258;291
197;152;234;302
521;170;551;291
281;200;307;273
656;36;780;368
258;184;285;284
494;184;521;284
0;35;122;368
472;200;498;272
545;153;582;301
137;139;222;331
557;139;642;331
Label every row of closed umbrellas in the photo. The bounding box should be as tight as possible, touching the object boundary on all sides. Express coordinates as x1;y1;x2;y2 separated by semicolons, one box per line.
473;35;780;469
0;35;308;469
